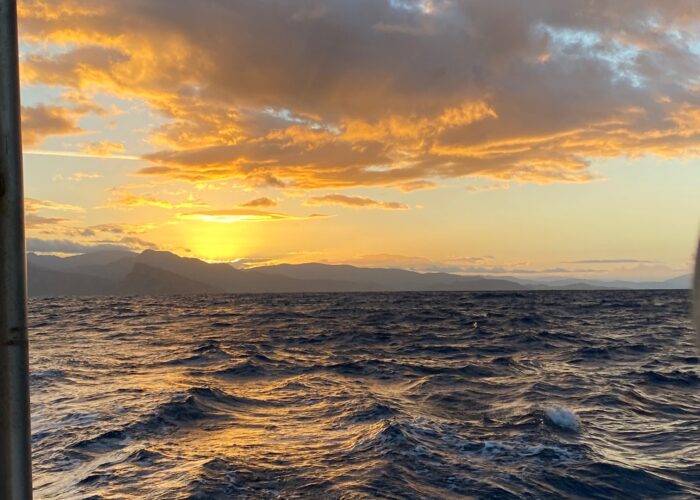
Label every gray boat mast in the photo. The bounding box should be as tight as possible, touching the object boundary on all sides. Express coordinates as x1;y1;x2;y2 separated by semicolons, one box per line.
0;0;33;498
694;239;700;351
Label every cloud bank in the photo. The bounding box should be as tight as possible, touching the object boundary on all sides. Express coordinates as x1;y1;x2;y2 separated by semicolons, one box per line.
19;0;700;190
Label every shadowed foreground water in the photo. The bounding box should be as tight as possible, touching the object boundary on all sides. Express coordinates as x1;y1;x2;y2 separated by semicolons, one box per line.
29;291;699;499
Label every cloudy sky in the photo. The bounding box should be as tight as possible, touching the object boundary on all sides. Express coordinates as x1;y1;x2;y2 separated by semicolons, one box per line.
18;0;700;279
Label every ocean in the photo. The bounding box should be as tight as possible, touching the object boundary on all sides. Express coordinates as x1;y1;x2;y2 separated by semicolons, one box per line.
29;291;699;499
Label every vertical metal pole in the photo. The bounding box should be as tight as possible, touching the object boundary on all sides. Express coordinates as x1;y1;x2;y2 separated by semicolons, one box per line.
0;0;33;498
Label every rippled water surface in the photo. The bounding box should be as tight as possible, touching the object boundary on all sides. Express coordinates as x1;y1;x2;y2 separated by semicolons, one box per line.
29;291;699;498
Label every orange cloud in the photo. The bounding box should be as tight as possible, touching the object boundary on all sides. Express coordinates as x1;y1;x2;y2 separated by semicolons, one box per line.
25;197;85;214
466;182;511;193
105;189;208;210
177;208;326;223
27;236;157;254
22;194;161;251
17;1;700;189
21;104;82;147
25;215;70;229
80;140;125;156
239;197;277;208
87;223;155;235
396;180;437;192
304;194;410;210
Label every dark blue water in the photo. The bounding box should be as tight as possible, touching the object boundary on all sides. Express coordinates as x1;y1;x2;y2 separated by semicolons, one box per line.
29;291;699;498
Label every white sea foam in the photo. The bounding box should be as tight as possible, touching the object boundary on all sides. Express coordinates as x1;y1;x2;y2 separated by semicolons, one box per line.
480;440;513;455
477;439;579;463
545;407;580;432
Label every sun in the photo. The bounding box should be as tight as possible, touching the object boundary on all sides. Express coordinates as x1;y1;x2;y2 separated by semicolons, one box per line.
170;221;259;262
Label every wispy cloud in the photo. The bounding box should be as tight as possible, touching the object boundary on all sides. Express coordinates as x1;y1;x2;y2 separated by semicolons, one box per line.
105;189;208;210
239;197;277;208
21;104;83;147
26;237;155;255
564;259;655;264
52;171;103;182
23;197;162;254
466;182;510;193
333;253;609;275
396;180;437;192
25;150;140;160
24;198;84;229
25;197;85;214
25;215;70;229
304;194;410;210
80;140;126;157
87;223;155;236
177;209;327;223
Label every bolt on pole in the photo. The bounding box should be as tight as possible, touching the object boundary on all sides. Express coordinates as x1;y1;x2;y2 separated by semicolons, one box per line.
0;0;33;498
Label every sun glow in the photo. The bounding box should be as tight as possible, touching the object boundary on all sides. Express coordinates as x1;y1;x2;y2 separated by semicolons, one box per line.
173;223;257;262
177;210;296;223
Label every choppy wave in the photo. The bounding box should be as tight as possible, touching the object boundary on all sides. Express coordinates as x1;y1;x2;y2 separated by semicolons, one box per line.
29;290;700;498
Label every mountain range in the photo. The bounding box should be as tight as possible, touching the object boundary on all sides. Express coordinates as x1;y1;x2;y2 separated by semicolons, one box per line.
26;250;692;297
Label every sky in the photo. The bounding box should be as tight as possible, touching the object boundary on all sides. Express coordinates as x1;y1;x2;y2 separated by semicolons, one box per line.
16;0;700;281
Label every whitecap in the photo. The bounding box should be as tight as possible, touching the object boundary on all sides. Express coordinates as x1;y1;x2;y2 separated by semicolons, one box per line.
480;440;513;455
545;407;580;432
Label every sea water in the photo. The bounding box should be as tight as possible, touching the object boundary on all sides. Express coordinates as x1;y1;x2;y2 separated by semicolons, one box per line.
29;290;699;498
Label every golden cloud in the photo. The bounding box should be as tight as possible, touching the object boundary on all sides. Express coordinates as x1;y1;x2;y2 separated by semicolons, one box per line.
239;197;277;208
177;208;328;223
304;194;410;210
26;236;157;255
395;180;437;192
80;140;125;156
21;104;83;147
466;182;511;193
25;197;85;214
105;189;209;210
18;0;700;189
24;215;161;253
22;193;161;252
86;222;156;235
25;215;70;229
